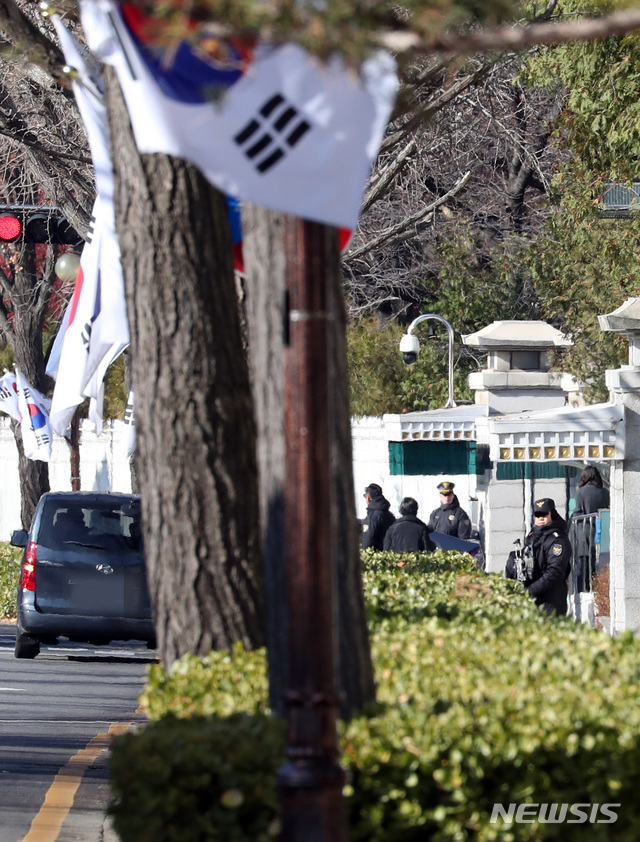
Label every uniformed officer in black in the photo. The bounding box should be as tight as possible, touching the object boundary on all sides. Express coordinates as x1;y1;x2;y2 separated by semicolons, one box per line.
507;497;572;617
427;480;472;539
361;483;395;551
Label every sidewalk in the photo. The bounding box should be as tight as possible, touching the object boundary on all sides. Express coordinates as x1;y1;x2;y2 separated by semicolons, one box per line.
56;740;119;842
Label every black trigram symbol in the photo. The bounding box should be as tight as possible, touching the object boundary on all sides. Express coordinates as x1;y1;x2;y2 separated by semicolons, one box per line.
81;320;93;348
124;403;134;425
86;214;95;245
234;93;311;174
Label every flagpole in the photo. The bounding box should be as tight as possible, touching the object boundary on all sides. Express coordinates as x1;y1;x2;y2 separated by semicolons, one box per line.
278;218;348;842
70;408;80;490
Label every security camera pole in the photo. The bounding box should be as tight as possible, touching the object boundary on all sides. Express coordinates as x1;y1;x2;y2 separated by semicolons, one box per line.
400;313;457;409
277;217;348;841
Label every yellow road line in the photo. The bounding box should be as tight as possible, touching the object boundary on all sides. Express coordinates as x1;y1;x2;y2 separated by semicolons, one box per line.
21;721;131;842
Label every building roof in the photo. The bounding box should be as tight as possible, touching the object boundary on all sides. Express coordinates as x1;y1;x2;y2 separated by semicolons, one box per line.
462;320;571;349
484;403;624;463
598;297;640;333
383;405;485;442
382;402;624;463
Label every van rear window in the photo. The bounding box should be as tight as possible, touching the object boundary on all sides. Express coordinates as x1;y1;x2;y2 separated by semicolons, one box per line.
39;499;142;553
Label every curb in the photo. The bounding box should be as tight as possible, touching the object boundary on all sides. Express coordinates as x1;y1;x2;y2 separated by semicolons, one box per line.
101;814;119;842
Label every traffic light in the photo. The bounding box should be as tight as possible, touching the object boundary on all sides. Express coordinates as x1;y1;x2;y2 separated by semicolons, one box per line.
0;205;81;245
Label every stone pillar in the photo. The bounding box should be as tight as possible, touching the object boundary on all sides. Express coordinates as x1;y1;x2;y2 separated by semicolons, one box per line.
599;299;640;632
605;376;640;632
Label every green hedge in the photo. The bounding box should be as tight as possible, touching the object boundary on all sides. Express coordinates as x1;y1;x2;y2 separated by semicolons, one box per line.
0;541;21;620
109;551;640;841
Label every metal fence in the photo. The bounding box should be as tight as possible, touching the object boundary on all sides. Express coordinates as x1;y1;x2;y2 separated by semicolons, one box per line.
567;511;609;597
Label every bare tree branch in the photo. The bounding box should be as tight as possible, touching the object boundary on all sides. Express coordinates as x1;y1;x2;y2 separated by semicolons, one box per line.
361;137;417;213
346;170;471;261
381;7;640;56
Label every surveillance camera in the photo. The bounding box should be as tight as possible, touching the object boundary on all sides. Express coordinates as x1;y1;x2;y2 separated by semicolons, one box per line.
399;333;420;364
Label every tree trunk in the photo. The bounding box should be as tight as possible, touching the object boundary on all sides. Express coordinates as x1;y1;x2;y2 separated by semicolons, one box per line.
105;69;264;664
242;207;289;713
12;422;49;529
8;245;51;527
243;206;375;718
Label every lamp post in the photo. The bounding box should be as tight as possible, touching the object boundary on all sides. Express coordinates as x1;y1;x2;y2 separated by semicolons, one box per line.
278;218;348;842
54;252;81;491
399;313;457;409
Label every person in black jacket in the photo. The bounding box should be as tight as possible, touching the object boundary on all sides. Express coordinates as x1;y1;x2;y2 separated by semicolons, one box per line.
383;497;436;553
506;497;572;617
571;466;610;591
361;483;395;550
427;480;472;539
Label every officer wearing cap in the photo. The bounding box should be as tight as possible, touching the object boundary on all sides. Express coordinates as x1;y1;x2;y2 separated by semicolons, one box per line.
427;480;472;539
361;483;395;551
506;497;572;616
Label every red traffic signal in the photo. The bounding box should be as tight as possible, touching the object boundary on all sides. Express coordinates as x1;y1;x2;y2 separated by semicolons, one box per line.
0;214;22;242
0;206;80;245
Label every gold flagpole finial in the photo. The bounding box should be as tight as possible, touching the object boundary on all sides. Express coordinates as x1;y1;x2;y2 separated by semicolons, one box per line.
39;2;57;18
63;65;79;81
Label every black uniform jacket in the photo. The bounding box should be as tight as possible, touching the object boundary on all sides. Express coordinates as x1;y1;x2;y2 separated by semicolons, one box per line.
361;496;395;551
383;515;436;553
571;483;610;559
427;497;472;539
525;516;572;616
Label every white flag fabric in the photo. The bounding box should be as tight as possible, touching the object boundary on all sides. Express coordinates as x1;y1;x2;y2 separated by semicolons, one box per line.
0;371;20;421
16;370;53;462
123;389;135;457
52;16;113;204
80;1;398;229
88;387;105;437
51;15;129;428
81;201;129;397
49;200;101;436
45;297;71;382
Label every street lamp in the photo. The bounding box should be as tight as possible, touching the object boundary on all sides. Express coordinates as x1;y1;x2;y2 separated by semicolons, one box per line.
54;252;82;491
399;313;457;409
54;252;81;283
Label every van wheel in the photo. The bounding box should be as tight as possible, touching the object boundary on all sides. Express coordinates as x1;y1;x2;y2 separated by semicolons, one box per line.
15;632;40;659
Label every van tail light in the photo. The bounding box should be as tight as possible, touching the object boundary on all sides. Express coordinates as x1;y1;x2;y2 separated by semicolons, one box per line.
21;541;37;591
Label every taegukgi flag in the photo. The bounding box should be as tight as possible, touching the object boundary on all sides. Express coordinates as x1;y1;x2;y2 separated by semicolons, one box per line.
0;371;20;421
52;14;130;424
15;370;53;462
79;0;398;229
49;199;101;436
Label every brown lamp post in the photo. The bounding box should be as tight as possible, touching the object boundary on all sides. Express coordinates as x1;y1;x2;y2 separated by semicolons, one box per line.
277;217;349;841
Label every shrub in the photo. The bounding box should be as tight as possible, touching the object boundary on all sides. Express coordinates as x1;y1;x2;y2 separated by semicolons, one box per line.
109;552;640;841
0;541;21;620
109;713;285;842
138;642;270;720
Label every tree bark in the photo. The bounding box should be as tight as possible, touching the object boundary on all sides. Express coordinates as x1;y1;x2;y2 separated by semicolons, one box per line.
242;206;289;713
105;69;264;664
6;245;51;527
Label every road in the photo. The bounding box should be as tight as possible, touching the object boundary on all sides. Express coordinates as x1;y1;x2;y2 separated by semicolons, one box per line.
0;623;155;842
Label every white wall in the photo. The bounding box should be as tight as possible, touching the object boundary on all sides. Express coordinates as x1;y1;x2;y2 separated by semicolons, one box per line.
0;418;132;539
351;416;478;529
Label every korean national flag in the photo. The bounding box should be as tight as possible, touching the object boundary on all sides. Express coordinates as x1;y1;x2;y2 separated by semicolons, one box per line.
80;0;398;229
16;370;53;462
52;14;130;419
0;371;20;421
49;199;101;437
